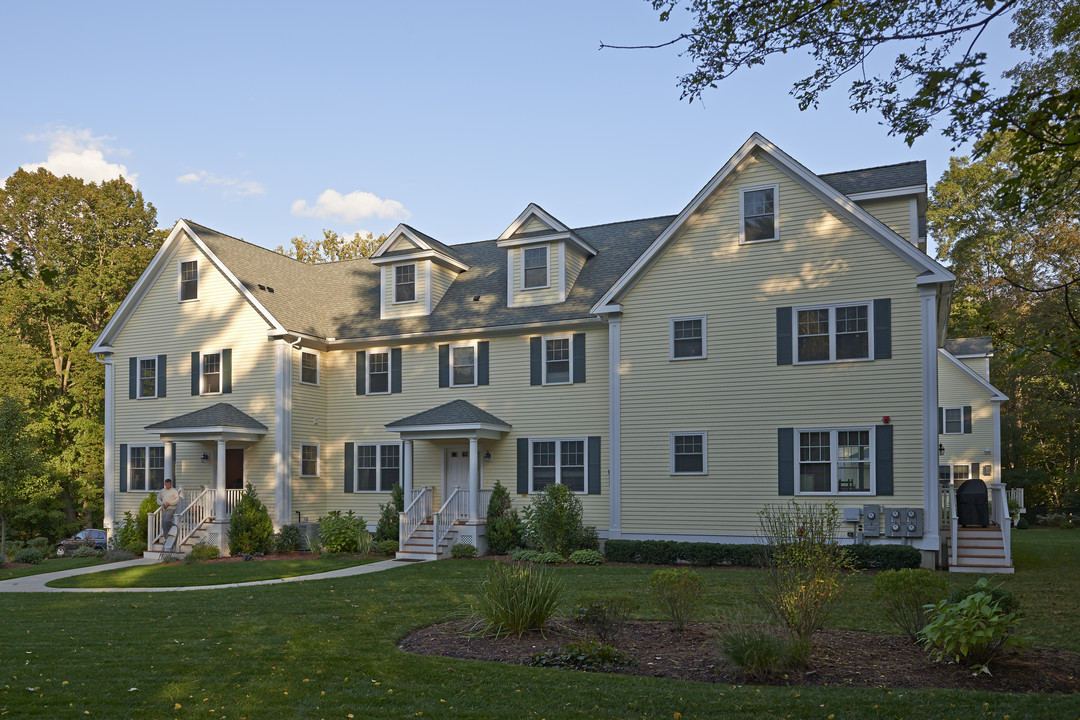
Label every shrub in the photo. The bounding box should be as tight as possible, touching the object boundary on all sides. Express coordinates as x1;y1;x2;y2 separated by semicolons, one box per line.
946;578;1020;616
468;562;563;637
603;539;764;567
486;481;524;555
184;541;222;563
5;539;25;560
535;552;565;564
27;537;50;553
376;539;399;556
357;528;374;555
1016;517;1029;530
843;543;922;570
521;484;593;556
228;484;275;555
757;501;853;642
136;494;160;543
920;578;1028;671
103;549;135;562
529;641;632;671
126;540;148;556
451;542;477;558
569;549;604;565
716;619;797;682
575;594;638;642
274;524;304;553
14;547;42;564
71;545;101;558
374;484;405;543
113;511;143;553
648;568;703;631
318;510;365;553
512;549;541;563
871;568;950;641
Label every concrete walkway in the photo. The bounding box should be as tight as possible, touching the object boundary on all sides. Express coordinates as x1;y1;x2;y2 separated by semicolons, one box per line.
0;557;420;593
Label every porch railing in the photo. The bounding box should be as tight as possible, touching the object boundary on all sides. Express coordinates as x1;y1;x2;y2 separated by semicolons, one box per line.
989;482;1012;566
173;488;213;548
400;485;432;549
939;483;959;567
433;487;469;554
1007;486;1025;517
477;488;492;521
147;487;247;550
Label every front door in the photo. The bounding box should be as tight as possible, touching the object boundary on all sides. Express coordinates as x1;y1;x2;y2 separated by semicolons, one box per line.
443;446;478;499
225;449;244;490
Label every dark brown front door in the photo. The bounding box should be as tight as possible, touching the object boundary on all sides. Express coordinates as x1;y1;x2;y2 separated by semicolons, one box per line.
226;449;244;490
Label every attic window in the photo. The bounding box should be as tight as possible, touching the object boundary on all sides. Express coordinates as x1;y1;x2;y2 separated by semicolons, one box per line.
523;246;549;289
394;264;416;303
740;184;778;244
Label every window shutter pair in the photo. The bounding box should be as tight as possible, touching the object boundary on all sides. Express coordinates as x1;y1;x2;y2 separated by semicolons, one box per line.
189;350;232;394
529;334;586;385
937;406;973;434
354;349;403;395
776;425;893;496
437;342;490;388
128;356;168;398
515;436;601;495
775;299;891;365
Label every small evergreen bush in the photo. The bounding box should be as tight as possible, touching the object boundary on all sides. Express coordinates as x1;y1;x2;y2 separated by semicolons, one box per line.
71;545;101;558
468;562;563;637
451;542;477;558
569;549;604;565
648;567;703;631
374;484;405;543
844;543;922;570
376;539;399;556
184;541;222;563
114;511;142;554
228;484;275;555
529;641;632;671
1016;517;1029;529
486;480;524;555
575;594;637;642
317;510;365;553
871;568;950;641
274;524;304;553
14;547;42;564
920;578;1028;671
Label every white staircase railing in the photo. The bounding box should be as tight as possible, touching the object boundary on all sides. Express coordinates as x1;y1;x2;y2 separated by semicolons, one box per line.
432;488;469;554
174;488;213;548
477;488;492;521
400;485;432;549
147;487;245;551
940;483;959;567
989;482;1012;566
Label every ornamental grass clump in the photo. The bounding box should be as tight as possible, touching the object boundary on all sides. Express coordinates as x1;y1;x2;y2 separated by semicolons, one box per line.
468;562;563;637
648;567;703;631
872;568;949;641
716;615;798;682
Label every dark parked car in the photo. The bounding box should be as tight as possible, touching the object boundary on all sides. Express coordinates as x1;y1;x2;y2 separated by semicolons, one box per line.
55;529;107;556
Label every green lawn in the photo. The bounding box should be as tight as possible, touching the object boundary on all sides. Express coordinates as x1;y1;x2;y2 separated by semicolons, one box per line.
0;557;105;581
0;531;1077;719
46;557;380;588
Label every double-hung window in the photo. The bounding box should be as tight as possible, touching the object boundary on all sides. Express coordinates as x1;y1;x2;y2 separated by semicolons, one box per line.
942;407;963;434
671;432;707;474
543;336;571;384
795;302;871;362
129;445;165;491
300;351;319;385
740;184;778;243
670;316;706;360
137;357;158;398
523;246;549;289
394;264;416;303
202;352;222;394
356;443;400;492
530;438;585;493
450;343;476;387
367;351;390;394
179;260;199;301
301;444;319;477
798;428;872;494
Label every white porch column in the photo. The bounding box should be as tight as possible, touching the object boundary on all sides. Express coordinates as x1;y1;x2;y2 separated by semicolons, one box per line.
215;439;227;520
164;442;174;485
468;436;479;522
402;440;414;499
920;285;941;553
101;354;115;535
273;339;293;529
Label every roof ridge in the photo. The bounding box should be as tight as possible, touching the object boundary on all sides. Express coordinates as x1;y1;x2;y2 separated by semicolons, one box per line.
819;160;925;178
184;219;311;267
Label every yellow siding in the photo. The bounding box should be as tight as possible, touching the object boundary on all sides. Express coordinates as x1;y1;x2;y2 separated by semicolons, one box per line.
857;197;913;244
618;153;927;537
381;261;429;319
510;243;562;307
960;356;990;381
429;263;457;312
515;217;553;236
386;235;421;252
292;346;328;521
321;328;610;527
938;357;995;477
564;246;587;296
111;232;278;520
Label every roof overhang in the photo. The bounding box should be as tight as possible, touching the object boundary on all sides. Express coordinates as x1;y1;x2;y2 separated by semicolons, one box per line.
371;224;470;271
385;422;511;441
145;425;267;445
496;230;598;257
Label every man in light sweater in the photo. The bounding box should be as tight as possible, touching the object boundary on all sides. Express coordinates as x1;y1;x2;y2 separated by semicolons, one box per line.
158;478;180;539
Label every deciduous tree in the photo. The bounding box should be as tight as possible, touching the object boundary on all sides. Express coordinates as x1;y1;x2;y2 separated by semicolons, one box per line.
0;396;48;559
274;229;386;263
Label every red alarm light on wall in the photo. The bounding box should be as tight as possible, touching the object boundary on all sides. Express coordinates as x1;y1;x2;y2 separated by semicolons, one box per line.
882;416;891;424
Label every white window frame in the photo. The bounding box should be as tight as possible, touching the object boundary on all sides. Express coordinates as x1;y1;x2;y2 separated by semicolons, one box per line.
136;355;158;399
300;350;319;386
300;443;320;478
200;350;224;395
939;464;970;483
669;316;707;360
354;442;402;493
449;341;478;388
393;263;417;304
739;183;779;244
178;259;199;302
792;301;874;364
795;427;875;495
670;431;708;475
528;437;587;494
542;334;573;386
522;245;550;290
128;443;166;492
942;407;964;435
366;349;392;395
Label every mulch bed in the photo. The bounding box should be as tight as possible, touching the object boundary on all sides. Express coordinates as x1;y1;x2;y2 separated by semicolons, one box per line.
399;619;1080;694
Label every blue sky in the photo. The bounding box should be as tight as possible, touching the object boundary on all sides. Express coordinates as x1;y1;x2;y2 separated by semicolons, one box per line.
1;2;1017;252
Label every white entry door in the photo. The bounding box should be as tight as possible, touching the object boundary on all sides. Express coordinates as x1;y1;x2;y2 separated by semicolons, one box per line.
443;446;478;498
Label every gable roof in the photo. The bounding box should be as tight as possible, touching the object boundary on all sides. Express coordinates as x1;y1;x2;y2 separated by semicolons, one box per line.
944;337;993;358
386;399;511;429
371;223;470;270
820;161;926;197
145;402;268;431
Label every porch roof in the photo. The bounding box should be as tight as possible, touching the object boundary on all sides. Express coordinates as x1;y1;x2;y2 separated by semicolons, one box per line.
145;402;268;444
386;399;511;440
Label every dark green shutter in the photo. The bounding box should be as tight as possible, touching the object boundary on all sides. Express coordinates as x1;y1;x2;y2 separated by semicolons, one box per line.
391;348;402;393
191;352;200;395
873;298;891;359
128;357;137;399
355;351;366;395
119;444;128;492
477;341;489;386
572;333;586;383
344;443;354;493
171;443;177;480
157;355;167;398
777;428;794;495
963;406;973;434
530;337;542;386
776;307;793;365
938;407;943;435
438;344;449;388
517;438;529;494
876;425;894;495
222;349;232;394
587;436;601;495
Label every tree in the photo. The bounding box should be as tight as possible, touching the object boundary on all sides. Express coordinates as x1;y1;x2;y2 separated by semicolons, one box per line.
274;229;386;263
0;168;163;534
613;1;1079;214
0;396;48;560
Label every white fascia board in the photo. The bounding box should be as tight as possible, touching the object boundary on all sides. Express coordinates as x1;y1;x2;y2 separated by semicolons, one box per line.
846;185;927;201
498;203;571;240
939;349;1009;401
386;422;511;434
372;224;430;258
145;425;268;437
497;231;598;257
369;248;470;272
324;316;607;348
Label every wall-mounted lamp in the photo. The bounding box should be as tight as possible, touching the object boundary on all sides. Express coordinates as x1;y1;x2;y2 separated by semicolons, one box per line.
483;451;492;463
938;443;945;457
984;447;992;455
201;452;209;463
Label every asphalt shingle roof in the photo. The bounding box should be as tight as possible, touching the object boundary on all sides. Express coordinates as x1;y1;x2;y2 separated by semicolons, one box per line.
386;399;511;429
944;337;993;357
145;403;268;431
820;161;927;195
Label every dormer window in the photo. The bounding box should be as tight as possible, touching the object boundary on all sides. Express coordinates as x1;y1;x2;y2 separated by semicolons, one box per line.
394;264;416;303
523;246;549;289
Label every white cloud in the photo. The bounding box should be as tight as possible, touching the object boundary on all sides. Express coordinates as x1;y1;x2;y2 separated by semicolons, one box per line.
175;170;265;197
291;189;408;223
22;128;136;186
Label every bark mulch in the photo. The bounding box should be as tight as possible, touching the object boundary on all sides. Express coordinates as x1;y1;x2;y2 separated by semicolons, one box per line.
399;619;1080;694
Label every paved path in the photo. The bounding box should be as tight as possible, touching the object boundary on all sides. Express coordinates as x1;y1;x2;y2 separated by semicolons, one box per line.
0;557;419;593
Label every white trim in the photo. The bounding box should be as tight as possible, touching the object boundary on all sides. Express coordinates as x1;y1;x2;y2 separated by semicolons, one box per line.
392;262;418;304
134;355;160;399
379;266;386;319
300;443;320;478
371;225;470;271
373;224;432;255
909;197;919;247
425;261;433;315
506;249;515;307
448;341;478;387
920;285;941;545
669;315;707;361
198;349;226;396
498;203;570;240
739;183;780;245
941;406;964;435
521;244;550;290
558;242;567;301
442;444;484;499
670;431;708;475
299;349;320;386
101;354;115;532
317;316;605;347
938;349;1008;401
498;229;598;257
274;339;292;527
353;442;403;493
541;333;573;385
793;427;875;495
528;437;588;494
365;348;393;395
845;185;927;201
177;257;199;302
608;317;621;538
792;301;874;364
125;443;167;492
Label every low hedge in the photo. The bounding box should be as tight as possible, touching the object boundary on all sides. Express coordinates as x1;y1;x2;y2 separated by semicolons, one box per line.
603;539;921;570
